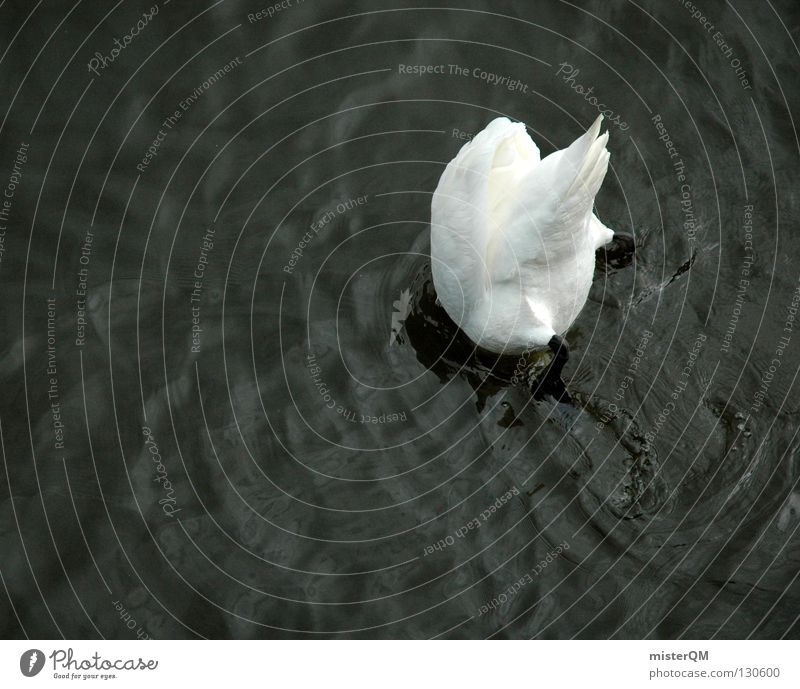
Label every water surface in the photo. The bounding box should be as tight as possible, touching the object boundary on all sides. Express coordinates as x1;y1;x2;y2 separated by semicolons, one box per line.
1;0;799;639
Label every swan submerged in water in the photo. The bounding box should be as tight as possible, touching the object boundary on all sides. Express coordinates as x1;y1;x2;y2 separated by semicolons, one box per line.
430;114;627;385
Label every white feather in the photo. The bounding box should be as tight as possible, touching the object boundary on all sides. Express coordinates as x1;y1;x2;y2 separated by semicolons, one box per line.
431;115;615;354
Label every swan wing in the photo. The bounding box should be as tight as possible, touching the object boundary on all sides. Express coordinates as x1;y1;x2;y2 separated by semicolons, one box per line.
486;115;611;282
431;118;539;313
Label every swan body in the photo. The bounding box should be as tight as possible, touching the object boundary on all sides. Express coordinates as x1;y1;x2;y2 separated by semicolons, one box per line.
430;115;615;355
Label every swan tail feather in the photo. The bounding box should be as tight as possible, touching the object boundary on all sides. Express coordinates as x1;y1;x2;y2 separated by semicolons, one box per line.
556;116;611;228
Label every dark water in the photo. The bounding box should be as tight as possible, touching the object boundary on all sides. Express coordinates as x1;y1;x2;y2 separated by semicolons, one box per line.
1;0;799;639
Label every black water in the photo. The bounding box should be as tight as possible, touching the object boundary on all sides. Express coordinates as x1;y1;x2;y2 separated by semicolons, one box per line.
1;0;799;639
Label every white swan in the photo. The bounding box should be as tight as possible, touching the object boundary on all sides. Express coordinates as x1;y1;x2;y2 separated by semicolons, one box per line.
430;115;616;368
